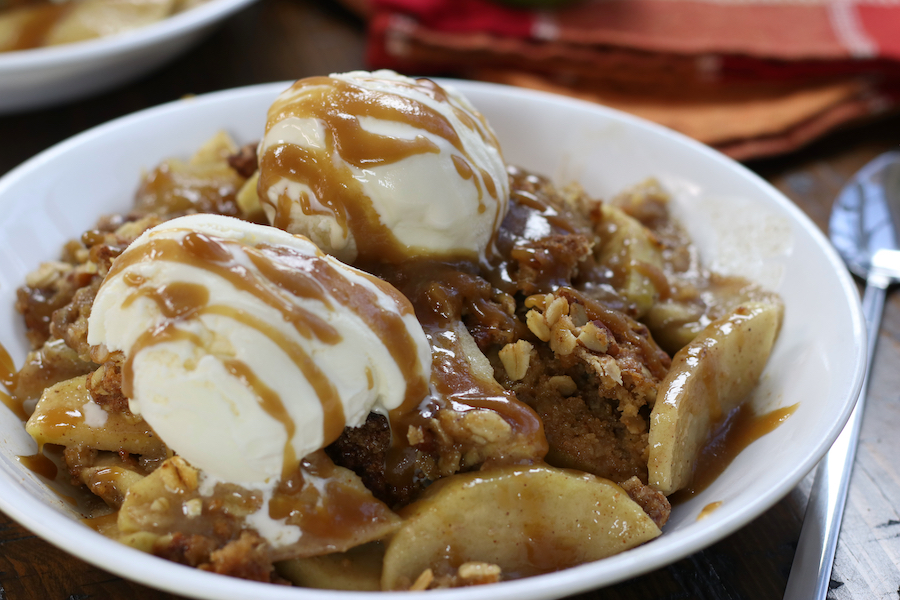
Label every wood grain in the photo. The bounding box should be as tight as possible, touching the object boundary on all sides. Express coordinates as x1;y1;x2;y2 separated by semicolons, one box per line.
755;121;900;600
0;1;899;598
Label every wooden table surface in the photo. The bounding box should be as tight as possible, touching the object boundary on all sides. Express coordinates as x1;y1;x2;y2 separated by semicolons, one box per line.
1;1;899;598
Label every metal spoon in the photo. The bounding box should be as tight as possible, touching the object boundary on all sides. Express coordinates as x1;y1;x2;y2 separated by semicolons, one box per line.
783;151;900;600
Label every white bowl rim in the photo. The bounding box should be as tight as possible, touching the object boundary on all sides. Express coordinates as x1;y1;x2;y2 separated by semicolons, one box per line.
0;0;256;71
0;79;867;599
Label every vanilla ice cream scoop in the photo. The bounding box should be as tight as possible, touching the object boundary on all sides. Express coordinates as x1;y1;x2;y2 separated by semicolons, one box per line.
258;70;510;264
87;214;431;488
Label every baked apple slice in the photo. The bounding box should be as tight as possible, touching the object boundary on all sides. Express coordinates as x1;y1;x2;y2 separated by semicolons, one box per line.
381;464;660;589
648;301;783;495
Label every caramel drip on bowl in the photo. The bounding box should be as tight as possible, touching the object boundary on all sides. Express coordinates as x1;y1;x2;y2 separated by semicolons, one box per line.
0;343;17;390
672;402;799;501
0;342;26;420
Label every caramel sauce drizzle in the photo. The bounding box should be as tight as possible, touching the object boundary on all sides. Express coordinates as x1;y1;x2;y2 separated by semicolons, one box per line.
253;243;428;415
0;391;27;421
223;359;298;480
110;233;339;343
206;305;342;448
493;170;671;378
452;154;483;207
480;169;496;209
36;404;85;434
380;261;548;486
259;76;503;263
268;452;396;545
16;446;79;506
107;228;429;476
562;287;671;380
509;186;577;235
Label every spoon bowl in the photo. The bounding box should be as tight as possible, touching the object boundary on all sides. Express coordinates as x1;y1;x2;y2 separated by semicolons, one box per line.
829;151;900;278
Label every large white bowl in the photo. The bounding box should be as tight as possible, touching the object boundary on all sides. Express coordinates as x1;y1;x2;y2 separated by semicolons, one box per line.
0;0;256;114
0;81;866;599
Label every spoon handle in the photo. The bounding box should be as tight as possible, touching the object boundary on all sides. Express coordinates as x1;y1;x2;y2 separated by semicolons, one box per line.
783;276;886;600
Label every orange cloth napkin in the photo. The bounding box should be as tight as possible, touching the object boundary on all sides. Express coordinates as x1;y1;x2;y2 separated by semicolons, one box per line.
358;0;900;160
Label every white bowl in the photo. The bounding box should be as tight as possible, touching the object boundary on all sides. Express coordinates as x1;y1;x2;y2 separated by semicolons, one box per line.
0;0;256;114
0;81;866;599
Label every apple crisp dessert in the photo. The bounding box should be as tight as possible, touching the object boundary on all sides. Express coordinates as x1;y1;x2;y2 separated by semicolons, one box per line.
9;73;783;591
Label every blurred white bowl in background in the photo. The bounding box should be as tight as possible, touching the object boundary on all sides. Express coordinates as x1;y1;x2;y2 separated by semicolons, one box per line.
0;0;257;114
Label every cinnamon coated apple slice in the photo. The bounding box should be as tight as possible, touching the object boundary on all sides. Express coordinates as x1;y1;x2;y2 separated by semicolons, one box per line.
648;301;783;495
381;464;660;590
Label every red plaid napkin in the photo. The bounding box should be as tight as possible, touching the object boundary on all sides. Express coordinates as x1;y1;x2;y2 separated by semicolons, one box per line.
357;0;900;160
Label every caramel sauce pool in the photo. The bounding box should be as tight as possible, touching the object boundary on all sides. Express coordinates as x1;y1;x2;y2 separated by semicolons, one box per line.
16;449;78;505
16;452;57;480
82;512;119;533
673;401;799;501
